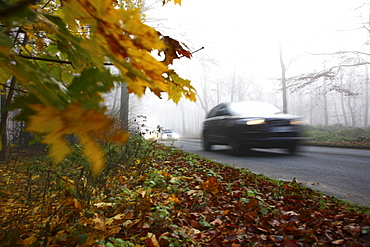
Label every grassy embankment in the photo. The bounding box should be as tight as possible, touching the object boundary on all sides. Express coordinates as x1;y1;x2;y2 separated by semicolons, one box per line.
303;124;370;149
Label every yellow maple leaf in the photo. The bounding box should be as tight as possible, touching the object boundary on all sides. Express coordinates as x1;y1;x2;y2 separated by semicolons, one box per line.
26;103;128;174
79;134;105;176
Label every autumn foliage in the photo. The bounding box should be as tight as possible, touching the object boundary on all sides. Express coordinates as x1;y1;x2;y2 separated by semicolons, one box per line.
0;0;194;170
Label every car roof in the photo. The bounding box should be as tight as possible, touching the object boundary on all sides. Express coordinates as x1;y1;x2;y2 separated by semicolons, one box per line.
208;101;282;117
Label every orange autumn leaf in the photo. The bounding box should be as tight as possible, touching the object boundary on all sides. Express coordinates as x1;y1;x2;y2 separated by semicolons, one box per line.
168;194;181;204
200;176;221;196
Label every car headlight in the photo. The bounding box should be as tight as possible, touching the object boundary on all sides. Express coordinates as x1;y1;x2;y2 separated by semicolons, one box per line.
290;120;307;125
246;119;266;125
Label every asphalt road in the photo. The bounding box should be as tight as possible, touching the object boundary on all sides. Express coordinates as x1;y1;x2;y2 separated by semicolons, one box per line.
164;138;370;206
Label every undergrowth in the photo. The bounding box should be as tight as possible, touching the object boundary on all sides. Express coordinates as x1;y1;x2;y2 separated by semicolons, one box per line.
304;124;370;147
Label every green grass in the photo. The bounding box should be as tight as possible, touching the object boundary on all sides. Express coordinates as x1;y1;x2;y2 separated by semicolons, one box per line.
303;124;370;148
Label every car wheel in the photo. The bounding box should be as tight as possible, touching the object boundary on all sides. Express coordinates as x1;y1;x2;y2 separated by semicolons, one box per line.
287;145;297;154
230;142;242;156
203;136;212;151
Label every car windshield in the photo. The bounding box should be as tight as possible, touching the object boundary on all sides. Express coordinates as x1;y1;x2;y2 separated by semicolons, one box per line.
228;102;282;116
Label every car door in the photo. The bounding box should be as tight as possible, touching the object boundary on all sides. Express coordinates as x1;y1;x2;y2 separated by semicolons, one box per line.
210;105;231;144
203;105;221;142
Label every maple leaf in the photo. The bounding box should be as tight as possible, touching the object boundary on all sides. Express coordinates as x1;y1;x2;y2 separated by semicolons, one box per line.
159;35;192;65
26;103;128;174
167;70;196;103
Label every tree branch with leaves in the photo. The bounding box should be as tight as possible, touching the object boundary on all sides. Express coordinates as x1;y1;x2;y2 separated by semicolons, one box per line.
0;0;195;174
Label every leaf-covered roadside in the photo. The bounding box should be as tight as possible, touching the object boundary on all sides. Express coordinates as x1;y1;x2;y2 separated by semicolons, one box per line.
0;144;369;246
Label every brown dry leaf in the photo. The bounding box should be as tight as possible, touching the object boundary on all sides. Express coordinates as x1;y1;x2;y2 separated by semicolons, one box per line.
106;226;121;236
93;214;106;232
245;198;259;208
344;224;362;238
332;239;345;245
147;232;160;247
186;189;204;196
74;199;83;210
210;218;223;226
159;35;191;65
22;233;37;246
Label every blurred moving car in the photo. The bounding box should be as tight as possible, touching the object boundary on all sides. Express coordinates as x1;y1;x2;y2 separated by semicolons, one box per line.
160;129;180;141
202;101;306;155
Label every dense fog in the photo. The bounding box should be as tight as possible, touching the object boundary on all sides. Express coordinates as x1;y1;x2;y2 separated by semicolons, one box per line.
104;64;370;138
104;0;370;138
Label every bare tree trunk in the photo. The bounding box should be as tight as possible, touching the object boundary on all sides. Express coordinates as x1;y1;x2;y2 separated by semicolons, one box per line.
180;102;186;136
340;76;349;126
323;77;328;126
197;58;217;116
347;74;356;127
0;76;16;161
1;28;26;161
230;70;236;102
237;78;242;101
0;95;8;161
365;65;369;126
198;74;209;116
279;44;288;114
216;83;220;104
309;83;313;125
111;86;119;116
120;83;129;130
348;97;356;127
330;94;340;124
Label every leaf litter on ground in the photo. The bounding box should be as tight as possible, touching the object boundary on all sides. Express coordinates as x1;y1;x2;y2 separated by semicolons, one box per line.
0;143;369;246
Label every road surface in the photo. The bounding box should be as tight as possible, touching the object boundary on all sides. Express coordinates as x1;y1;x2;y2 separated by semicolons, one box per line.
164;138;370;206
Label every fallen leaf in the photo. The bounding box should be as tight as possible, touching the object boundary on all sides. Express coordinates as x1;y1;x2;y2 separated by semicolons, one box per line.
147;232;160;247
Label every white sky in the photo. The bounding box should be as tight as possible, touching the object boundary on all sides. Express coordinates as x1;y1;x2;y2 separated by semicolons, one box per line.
145;0;369;82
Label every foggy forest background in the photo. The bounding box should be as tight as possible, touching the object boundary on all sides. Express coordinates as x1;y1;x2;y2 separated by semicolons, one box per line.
103;1;370;138
105;59;370;138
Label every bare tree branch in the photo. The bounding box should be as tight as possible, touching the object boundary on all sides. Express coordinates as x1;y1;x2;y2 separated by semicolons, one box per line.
310;51;370;57
18;54;73;65
17;47;206;67
0;82;28;94
178;46;205;58
330;62;370;69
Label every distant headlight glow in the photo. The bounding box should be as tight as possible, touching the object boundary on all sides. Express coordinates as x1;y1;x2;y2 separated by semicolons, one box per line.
246;119;265;125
